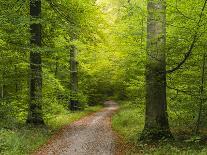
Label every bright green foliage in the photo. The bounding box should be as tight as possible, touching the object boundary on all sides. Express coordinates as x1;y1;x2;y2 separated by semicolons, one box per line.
1;0;207;153
106;0;207;133
0;0;106;153
0;0;105;120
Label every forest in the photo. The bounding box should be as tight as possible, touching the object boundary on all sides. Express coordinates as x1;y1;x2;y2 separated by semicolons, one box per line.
0;0;207;154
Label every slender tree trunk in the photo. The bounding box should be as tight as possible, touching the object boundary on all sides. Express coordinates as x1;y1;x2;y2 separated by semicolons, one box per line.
70;44;79;111
141;0;173;141
1;72;5;99
195;53;206;134
1;84;4;99
141;16;144;47
55;56;59;77
27;0;44;125
14;65;18;93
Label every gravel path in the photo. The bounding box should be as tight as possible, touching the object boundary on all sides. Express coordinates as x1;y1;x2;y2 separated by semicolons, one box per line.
34;101;120;155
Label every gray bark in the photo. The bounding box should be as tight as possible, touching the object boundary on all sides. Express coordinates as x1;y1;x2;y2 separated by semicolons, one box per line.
195;53;206;134
1;84;4;99
141;0;173;140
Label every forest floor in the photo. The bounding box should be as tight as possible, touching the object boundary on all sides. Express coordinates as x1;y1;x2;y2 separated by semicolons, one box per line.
33;101;124;155
112;102;207;154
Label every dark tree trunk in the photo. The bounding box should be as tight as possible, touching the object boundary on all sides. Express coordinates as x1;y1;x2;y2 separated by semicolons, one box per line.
140;0;173;141
70;45;79;111
55;56;59;77
1;84;4;99
195;53;206;134
27;0;44;125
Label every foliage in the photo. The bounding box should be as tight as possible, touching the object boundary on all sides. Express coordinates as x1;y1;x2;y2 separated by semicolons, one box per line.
1;0;207;153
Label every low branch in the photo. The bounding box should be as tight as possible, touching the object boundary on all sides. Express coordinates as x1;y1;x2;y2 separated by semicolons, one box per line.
166;0;207;74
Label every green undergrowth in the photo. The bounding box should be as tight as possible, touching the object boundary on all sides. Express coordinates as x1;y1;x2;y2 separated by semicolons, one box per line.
0;105;102;155
112;101;145;143
112;101;207;155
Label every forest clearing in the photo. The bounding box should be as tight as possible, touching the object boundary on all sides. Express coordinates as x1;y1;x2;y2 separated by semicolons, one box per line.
1;0;207;154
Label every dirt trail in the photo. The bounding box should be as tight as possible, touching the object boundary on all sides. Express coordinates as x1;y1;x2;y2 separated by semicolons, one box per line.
34;101;121;155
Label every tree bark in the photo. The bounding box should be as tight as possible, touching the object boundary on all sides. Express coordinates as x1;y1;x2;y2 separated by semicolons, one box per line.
70;44;79;111
27;0;44;125
1;71;5;99
55;56;59;77
141;0;173;141
195;53;206;134
1;84;4;99
14;65;18;93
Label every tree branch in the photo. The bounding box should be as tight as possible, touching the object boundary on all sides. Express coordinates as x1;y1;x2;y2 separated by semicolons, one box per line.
166;0;207;74
45;0;75;26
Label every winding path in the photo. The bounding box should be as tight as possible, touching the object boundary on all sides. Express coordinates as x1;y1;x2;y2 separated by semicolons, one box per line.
34;101;121;155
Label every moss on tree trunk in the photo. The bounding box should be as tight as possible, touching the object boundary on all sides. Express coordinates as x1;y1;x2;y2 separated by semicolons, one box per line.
141;0;173;141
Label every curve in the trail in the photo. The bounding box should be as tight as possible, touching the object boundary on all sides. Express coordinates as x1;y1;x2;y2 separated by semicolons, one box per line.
34;101;120;155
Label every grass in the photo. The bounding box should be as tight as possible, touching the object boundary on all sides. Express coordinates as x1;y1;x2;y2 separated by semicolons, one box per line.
0;127;50;155
0;105;102;155
112;102;145;143
112;101;207;155
46;105;102;130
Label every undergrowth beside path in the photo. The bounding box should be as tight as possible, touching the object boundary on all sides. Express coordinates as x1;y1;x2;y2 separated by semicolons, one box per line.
0;105;102;155
112;102;207;155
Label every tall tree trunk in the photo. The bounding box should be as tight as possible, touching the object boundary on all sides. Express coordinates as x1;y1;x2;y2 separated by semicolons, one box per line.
27;0;44;125
14;65;18;93
141;0;172;140
55;56;59;77
70;44;79;111
1;84;4;99
195;53;206;134
1;71;5;99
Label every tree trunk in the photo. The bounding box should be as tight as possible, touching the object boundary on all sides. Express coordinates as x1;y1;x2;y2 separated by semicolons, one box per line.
1;84;4;99
195;53;206;134
55;56;59;77
70;45;79;111
14;65;18;93
1;71;5;99
27;0;44;125
140;0;173;141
